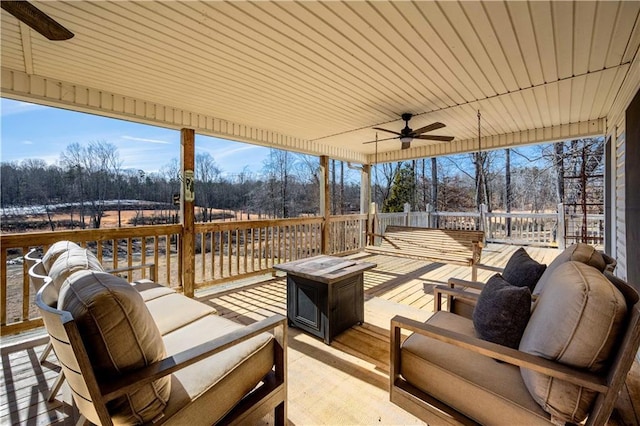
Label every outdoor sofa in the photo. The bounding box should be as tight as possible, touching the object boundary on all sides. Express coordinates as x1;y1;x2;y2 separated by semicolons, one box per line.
33;241;287;425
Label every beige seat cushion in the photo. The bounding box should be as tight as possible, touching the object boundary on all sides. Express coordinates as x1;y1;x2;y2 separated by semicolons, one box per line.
401;311;551;425
48;248;104;294
42;240;81;272
161;315;274;425
532;243;606;296
131;280;176;302
519;261;627;423
58;271;171;424
144;292;216;335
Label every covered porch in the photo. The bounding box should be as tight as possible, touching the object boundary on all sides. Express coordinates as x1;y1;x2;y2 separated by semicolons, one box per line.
2;245;639;425
2;1;640;425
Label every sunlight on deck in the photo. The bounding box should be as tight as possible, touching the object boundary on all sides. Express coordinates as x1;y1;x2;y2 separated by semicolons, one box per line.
2;244;638;425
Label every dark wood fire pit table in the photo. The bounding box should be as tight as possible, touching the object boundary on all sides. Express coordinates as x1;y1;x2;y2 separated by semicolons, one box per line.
274;255;376;344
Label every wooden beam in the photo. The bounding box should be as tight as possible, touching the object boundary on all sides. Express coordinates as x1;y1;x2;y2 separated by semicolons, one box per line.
181;128;195;297
320;156;330;254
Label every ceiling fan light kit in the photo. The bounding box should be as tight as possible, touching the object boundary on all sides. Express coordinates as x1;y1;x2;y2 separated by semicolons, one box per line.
366;112;454;149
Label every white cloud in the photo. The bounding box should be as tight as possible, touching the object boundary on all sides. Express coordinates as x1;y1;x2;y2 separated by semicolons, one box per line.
0;100;46;117
121;135;170;144
22;140;34;145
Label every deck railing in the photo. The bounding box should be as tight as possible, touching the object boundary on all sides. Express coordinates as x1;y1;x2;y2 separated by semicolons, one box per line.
374;204;605;249
1;215;367;334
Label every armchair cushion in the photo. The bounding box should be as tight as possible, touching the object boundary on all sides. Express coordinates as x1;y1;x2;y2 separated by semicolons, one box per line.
473;274;531;348
502;248;546;291
58;271;171;424
42;240;81;272
519;261;627;423
532;243;605;296
401;311;550;425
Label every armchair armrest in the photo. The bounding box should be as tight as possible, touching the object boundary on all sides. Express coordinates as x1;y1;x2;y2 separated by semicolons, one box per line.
471;262;504;281
101;314;287;402
433;285;480;312
474;263;504;273
447;277;485;290
390;315;607;393
107;263;157;282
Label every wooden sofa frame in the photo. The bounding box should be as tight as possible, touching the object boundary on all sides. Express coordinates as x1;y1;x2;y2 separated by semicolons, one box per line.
366;226;484;278
36;278;287;425
390;274;640;425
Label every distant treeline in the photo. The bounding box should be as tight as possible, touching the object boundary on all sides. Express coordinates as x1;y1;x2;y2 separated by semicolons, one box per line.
1;138;605;232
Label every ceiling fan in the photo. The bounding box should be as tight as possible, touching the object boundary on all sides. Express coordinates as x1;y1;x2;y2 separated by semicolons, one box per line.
1;1;74;41
364;113;454;150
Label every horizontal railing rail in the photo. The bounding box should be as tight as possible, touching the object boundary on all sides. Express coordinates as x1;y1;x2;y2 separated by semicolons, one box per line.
484;212;557;246
193;217;324;287
2;214;369;335
1;224;182;335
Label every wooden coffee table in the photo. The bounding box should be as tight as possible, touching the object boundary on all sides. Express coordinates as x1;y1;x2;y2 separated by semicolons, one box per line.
274;255;376;344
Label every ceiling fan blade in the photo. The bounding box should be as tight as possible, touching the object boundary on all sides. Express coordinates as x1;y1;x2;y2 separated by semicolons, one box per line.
412;122;446;135
415;134;455;142
372;127;402;136
2;1;74;41
363;136;399;144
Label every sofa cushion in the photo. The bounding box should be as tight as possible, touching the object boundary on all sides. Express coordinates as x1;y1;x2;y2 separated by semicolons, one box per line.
144;292;216;335
42;240;81;273
58;271;171;424
502;248;547;291
401;311;550;425
519;261;627;423
532;243;606;296
49;248;104;293
131;279;176;302
473;274;531;348
161;315;274;424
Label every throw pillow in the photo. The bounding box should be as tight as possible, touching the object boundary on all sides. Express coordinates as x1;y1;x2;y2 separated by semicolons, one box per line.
472;274;531;349
58;271;170;424
519;261;627;423
501;247;547;291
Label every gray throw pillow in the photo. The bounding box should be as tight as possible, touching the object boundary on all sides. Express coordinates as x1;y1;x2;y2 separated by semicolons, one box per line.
502;248;547;291
473;274;531;349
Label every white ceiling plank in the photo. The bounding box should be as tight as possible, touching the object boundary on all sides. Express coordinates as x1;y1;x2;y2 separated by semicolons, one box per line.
569;74;587;124
506;1;544;86
572;2;597;76
411;1;488;101
590;67;621;120
552;1;574;79
607;1;640;67
428;1;498;98
528;1;558;84
589;1;621;71
558;79;572;124
459;1;519;93
483;1;531;89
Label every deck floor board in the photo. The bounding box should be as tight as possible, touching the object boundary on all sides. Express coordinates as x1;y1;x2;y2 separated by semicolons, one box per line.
1;244;637;425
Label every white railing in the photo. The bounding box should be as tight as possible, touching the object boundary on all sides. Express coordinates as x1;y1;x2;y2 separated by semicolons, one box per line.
374;203;605;249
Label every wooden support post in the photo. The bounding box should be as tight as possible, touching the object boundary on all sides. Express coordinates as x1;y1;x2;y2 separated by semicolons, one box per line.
181;128;196;297
360;164;371;249
557;203;566;250
320;156;330;254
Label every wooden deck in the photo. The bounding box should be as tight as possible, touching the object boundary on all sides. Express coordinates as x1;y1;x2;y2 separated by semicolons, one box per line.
2;244;638;425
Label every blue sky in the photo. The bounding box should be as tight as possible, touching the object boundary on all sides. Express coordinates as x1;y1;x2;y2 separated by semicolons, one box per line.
0;98;272;176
